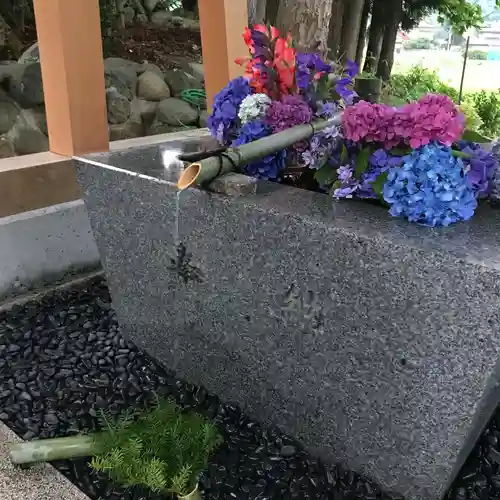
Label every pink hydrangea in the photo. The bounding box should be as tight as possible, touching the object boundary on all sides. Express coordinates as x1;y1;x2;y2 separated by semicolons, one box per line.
342;101;396;145
341;94;464;150
404;94;464;148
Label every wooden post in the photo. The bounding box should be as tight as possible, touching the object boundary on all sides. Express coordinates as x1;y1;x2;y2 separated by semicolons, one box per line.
198;0;248;111
33;0;109;156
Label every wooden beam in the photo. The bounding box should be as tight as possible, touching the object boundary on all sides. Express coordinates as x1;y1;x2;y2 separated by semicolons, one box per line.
32;0;109;156
198;0;248;111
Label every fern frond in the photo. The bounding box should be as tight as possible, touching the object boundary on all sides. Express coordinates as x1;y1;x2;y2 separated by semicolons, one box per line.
169;464;192;496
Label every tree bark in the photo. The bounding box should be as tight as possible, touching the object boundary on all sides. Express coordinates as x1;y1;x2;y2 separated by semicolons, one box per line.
248;0;267;25
327;0;345;61
363;0;385;74
376;0;402;80
266;0;280;26
275;0;334;53
338;0;365;63
355;0;371;69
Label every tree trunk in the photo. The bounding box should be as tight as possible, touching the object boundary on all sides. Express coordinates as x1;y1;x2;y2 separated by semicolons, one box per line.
327;0;345;61
363;0;385;74
338;0;365;63
248;0;267;25
275;0;334;53
355;0;371;69
266;0;280;26
0;14;23;58
376;0;402;81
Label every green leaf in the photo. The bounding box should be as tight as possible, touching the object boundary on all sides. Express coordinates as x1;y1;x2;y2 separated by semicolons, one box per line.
340;144;349;164
451;150;472;159
314;163;335;186
329;180;342;195
390;147;412;156
461;129;492;143
370;171;389;200
354;146;371;179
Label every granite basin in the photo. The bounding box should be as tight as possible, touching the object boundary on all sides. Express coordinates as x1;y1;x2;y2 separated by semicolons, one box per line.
75;130;500;500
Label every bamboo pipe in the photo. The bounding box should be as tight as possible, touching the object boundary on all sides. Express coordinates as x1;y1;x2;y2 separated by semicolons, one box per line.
10;435;96;465
177;113;342;190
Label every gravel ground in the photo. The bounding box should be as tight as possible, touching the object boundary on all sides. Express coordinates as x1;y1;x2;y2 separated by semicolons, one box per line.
0;275;492;500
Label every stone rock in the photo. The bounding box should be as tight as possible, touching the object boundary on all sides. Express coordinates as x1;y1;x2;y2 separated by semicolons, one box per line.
106;88;131;125
208;173;258;197
138;63;164;79
104;57;143;74
137;71;170;102
8;62;44;108
0;61;19;85
0;136;15;158
109;98;143;141
0;92;20;134
164;69;203;96
104;67;137;100
123;6;135;25
138;99;158;127
186;62;204;83
150;11;178;27
199;110;209;129
18;42;40;63
24;106;47;136
6;111;49;154
147;118;196;136
144;0;161;11
157;98;198;127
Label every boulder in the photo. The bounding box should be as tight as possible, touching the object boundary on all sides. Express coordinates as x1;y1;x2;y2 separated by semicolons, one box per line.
164;69;202;96
138;62;164;79
138;99;158;127
198;110;209;129
0;61;19;85
104;67;137;100
0;136;15;158
106;88;131;125
157;98;198;127
18;42;40;63
104;57;143;74
137;71;170;102
144;0;161;11
147;118;197;136
109;98;144;141
8;62;44;108
24;106;47;136
6;111;49;155
186;62;204;83
0;92;20;134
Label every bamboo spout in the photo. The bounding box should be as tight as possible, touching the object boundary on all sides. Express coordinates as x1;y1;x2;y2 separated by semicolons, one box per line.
177;113;342;190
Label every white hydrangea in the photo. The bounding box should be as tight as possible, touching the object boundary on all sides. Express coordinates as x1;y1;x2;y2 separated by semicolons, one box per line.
238;93;271;124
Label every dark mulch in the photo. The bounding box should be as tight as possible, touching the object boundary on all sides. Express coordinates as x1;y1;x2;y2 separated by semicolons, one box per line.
0;276;399;500
101;22;202;70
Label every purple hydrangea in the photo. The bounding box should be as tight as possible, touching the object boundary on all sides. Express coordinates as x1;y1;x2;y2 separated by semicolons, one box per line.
232;119;286;181
334;59;358;106
383;142;477;227
265;95;313;133
357;149;405;199
457;140;497;198
207;77;252;145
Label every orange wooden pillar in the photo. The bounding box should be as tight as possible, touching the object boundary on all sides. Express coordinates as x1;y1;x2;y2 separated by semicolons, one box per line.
198;0;249;111
33;0;109;156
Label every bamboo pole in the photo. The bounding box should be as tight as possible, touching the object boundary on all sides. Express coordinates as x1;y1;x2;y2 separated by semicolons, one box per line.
10;435;96;465
177;113;342;190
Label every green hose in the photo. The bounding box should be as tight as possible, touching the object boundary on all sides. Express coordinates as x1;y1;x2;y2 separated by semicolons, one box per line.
180;89;207;108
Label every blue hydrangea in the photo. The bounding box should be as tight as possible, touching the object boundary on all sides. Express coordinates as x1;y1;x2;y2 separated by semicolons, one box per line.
232;120;286;181
383;142;478;227
207;77;252;146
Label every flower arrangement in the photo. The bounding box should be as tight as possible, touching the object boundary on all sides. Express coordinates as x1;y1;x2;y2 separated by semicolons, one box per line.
207;24;357;182
207;24;499;228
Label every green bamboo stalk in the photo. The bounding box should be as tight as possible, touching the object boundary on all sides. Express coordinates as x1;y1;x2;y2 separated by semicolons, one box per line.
9;435;97;465
177;113;342;190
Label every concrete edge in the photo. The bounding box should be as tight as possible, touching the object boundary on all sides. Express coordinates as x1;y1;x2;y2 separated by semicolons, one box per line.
0;423;90;500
